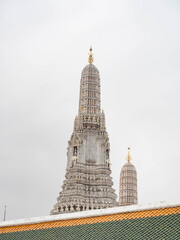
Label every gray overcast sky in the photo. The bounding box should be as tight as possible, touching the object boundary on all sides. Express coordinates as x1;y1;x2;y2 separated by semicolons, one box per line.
0;0;180;220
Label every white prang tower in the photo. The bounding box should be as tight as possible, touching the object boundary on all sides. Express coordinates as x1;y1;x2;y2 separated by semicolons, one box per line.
119;148;138;206
51;48;117;214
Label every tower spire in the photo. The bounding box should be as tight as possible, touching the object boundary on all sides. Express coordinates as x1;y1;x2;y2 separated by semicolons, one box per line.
51;49;118;215
79;47;100;115
119;147;138;206
88;46;93;64
126;147;132;162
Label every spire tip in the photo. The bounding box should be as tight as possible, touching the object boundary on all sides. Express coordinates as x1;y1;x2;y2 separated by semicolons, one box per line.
88;46;94;64
126;147;132;162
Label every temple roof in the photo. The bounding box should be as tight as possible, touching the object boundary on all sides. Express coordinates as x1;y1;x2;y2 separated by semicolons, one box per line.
1;202;180;239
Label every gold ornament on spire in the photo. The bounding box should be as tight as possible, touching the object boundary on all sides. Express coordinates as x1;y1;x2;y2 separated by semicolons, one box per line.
126;147;132;162
88;46;94;64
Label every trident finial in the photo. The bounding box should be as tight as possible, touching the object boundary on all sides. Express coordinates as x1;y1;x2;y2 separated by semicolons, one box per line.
126;147;132;162
88;46;94;64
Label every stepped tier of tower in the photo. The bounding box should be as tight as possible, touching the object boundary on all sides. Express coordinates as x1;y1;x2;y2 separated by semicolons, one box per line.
52;163;117;213
51;50;118;215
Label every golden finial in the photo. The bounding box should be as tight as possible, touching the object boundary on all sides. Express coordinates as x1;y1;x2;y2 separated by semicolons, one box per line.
126;147;132;162
102;109;104;113
79;107;83;111
88;46;94;64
